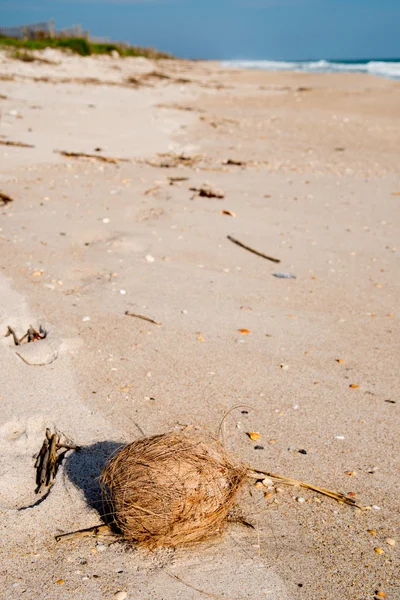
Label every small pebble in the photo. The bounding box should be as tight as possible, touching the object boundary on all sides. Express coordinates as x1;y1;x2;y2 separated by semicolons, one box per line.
262;477;274;487
114;592;128;600
56;579;64;585
296;497;305;504
145;254;155;262
367;529;377;535
102;218;110;224
372;505;381;511
96;544;107;552
385;538;395;546
119;289;127;295
298;449;307;455
376;592;386;598
374;547;384;554
82;316;90;322
254;445;264;450
335;435;345;440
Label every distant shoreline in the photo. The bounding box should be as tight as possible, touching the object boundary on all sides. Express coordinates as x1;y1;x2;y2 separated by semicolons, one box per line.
221;58;400;80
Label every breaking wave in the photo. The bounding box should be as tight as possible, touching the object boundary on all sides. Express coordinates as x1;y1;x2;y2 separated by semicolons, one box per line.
221;59;400;80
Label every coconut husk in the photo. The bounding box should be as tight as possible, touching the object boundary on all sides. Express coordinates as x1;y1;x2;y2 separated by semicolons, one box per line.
100;432;247;549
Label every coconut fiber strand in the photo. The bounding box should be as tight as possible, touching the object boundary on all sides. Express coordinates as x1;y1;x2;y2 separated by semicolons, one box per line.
100;432;247;548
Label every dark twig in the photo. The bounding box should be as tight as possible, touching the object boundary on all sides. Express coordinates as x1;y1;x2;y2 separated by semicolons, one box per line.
0;140;35;148
0;192;14;206
227;235;281;263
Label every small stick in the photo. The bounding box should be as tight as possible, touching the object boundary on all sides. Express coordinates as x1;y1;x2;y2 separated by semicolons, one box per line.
125;311;162;326
248;469;364;509
5;326;20;345
0;140;35;148
55;150;129;164
55;524;111;542
227;235;281;263
0;192;14;206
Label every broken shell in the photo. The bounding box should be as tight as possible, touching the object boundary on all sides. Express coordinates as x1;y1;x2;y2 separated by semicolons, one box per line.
247;432;261;441
384;538;395;546
374;547;384;555
262;477;274;488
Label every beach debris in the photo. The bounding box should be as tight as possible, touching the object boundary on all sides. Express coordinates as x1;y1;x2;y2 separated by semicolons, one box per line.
0;192;14;206
221;158;245;166
227;235;281;263
247;432;261;441
35;428;77;494
221;209;236;217
272;272;296;279
145;152;204;169
349;384;359;389
190;184;225;199
56;430;364;546
6;324;46;346
385;538;396;546
156;103;206;113
125;311;162;326
55;524;110;542
55;150;130;164
168;176;190;184
248;468;363;509
100;432;247;548
5;324;59;366
0;139;35;148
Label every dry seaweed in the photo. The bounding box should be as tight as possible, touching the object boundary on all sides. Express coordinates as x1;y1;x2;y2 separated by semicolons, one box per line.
55;150;130;164
145;152;205;169
35;428;77;494
0;192;14;206
0;139;35;148
190;184;225;199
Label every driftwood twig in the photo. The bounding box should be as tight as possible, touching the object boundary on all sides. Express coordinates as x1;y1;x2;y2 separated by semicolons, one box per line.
227;235;280;263
248;469;364;509
0;140;35;148
55;150;129;164
125;311;162;326
55;524;111;542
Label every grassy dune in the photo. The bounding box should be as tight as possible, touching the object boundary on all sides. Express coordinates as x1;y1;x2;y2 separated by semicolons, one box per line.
0;36;173;59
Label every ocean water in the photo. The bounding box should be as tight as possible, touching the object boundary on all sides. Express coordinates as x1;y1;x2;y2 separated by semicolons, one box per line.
221;59;400;80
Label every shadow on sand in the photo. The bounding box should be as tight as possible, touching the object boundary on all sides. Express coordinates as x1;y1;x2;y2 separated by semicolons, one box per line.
66;440;123;519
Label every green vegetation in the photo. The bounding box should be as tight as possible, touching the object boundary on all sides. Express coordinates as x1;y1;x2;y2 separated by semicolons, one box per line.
0;36;173;59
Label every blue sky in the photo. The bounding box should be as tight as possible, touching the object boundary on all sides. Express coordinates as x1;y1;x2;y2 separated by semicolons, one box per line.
1;0;399;60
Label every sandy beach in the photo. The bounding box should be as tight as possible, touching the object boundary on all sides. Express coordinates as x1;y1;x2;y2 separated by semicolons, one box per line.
0;49;399;600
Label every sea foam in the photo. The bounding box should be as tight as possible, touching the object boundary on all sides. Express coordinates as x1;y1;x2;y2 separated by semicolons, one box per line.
221;59;400;80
